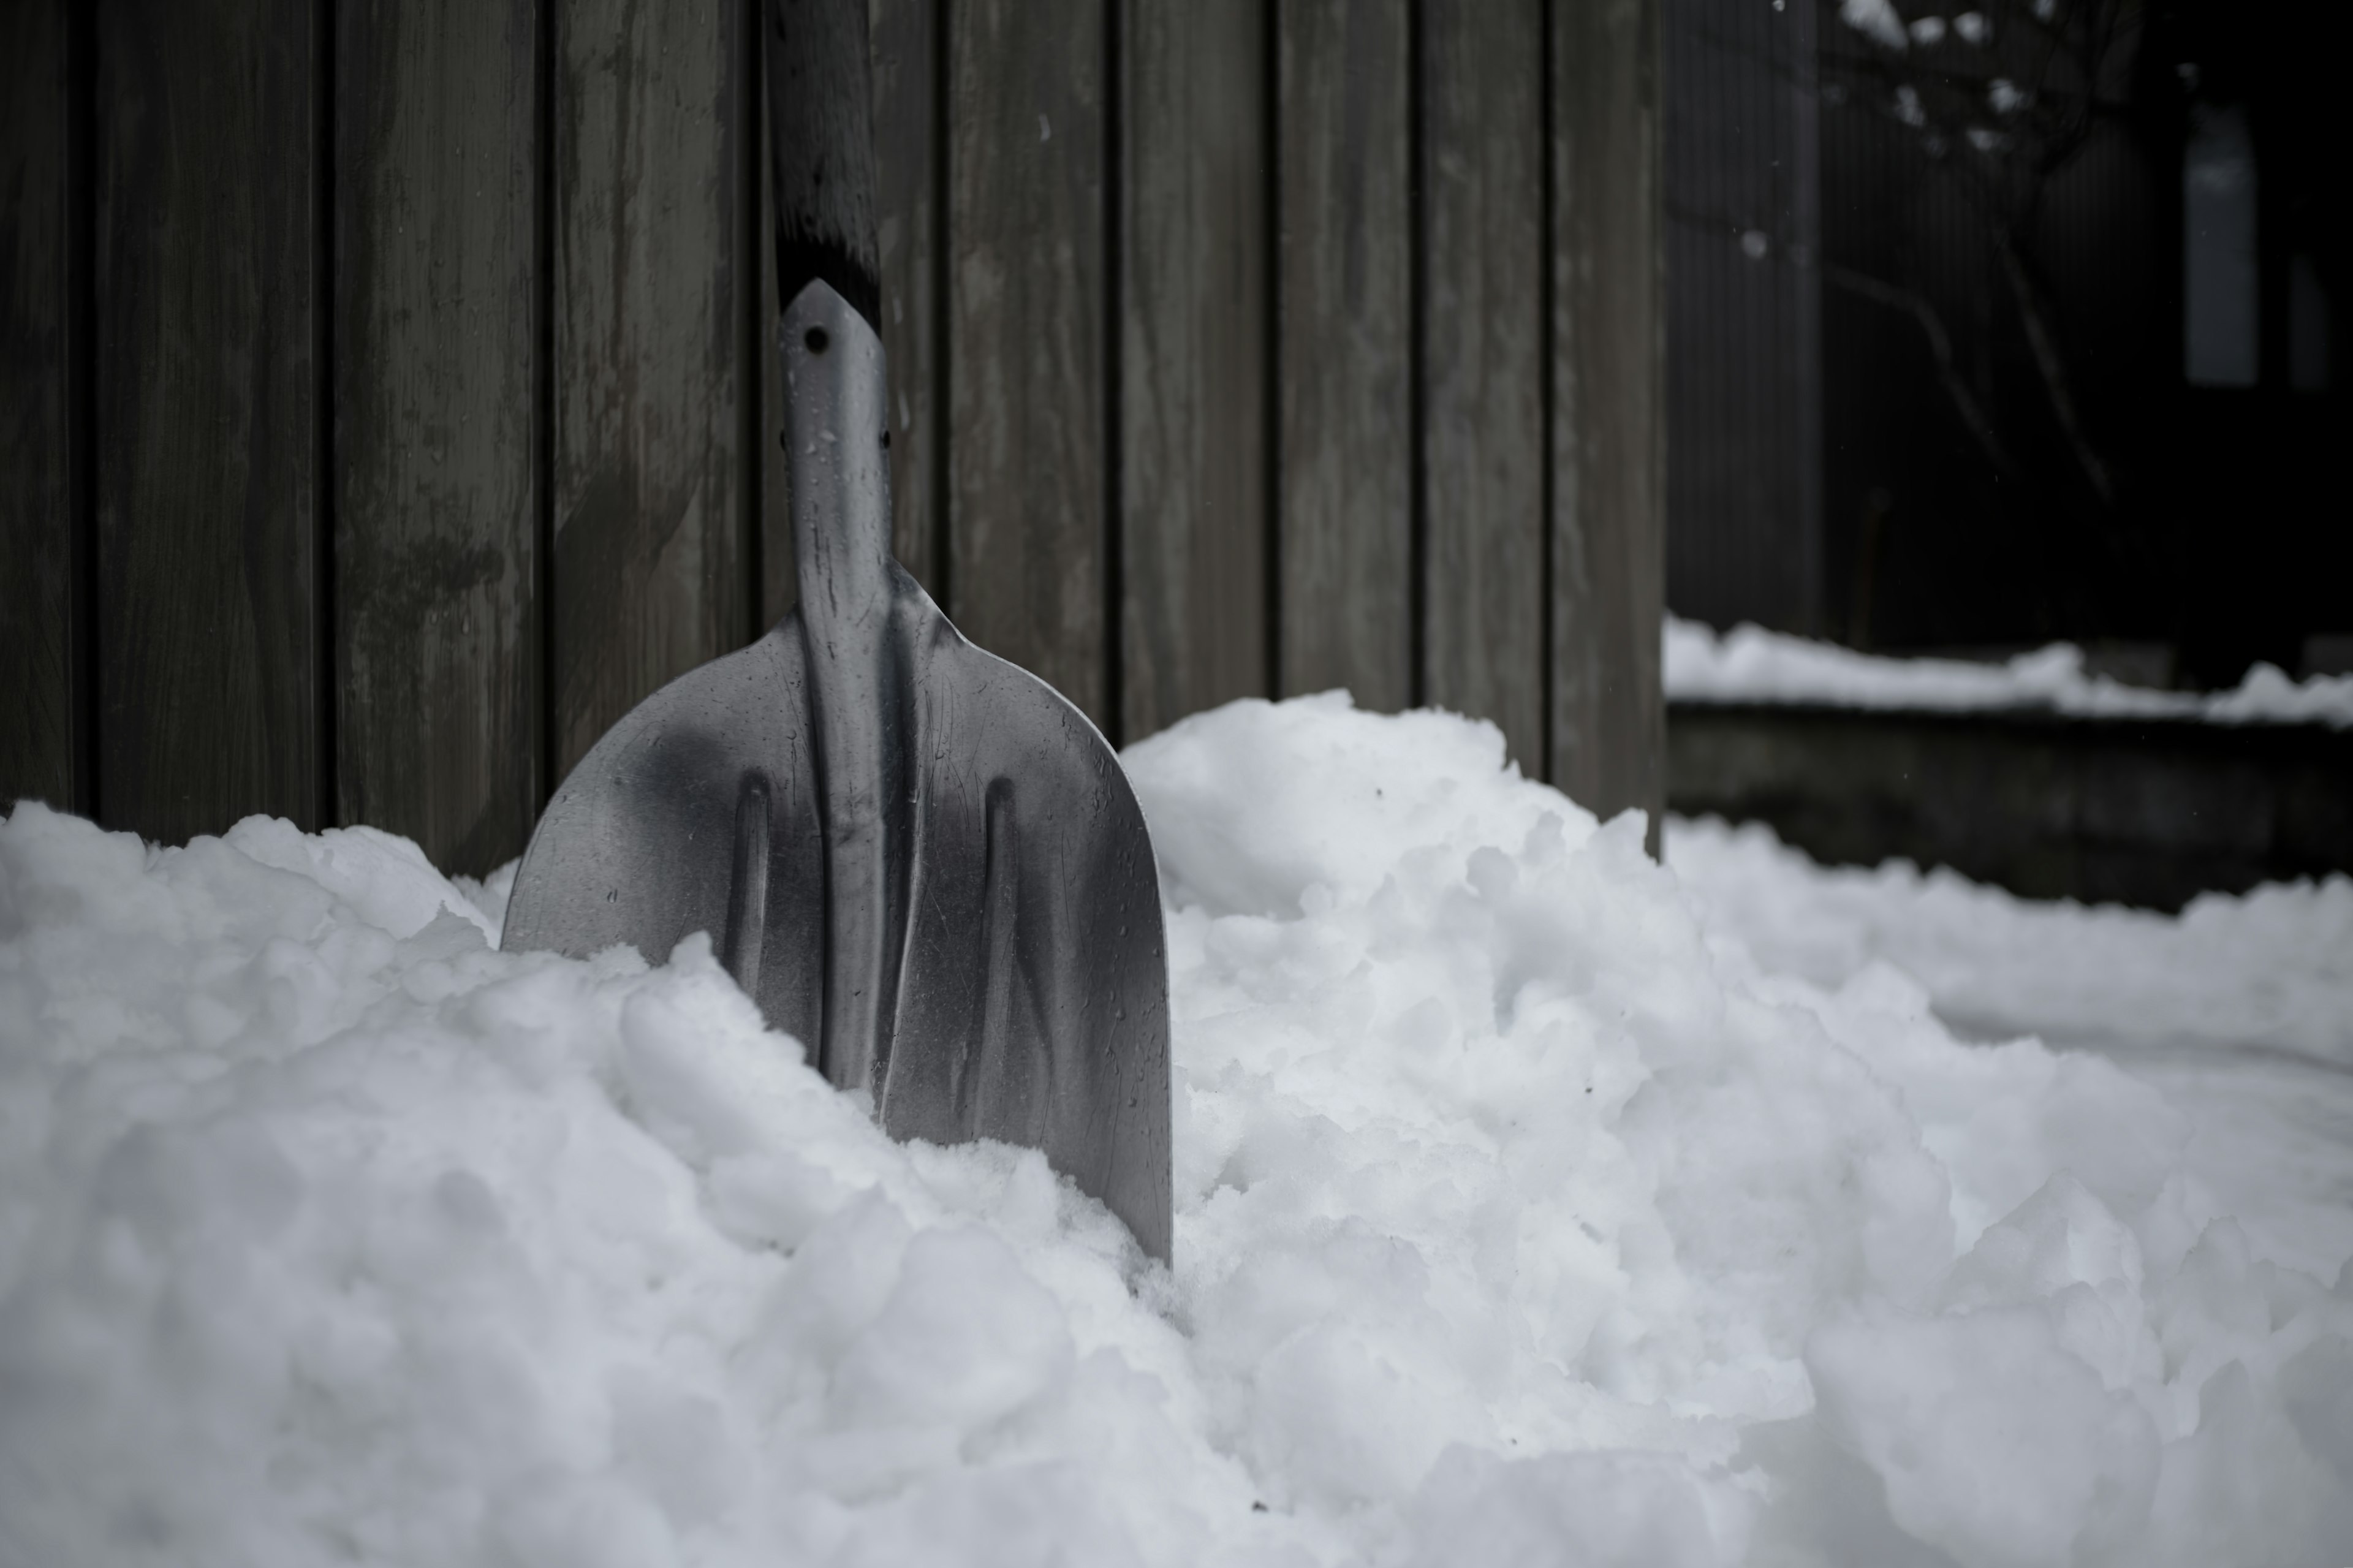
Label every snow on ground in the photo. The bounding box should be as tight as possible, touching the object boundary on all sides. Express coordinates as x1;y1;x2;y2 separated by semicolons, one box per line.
1667;814;2353;1291
4;693;2351;1567
1666;615;2353;727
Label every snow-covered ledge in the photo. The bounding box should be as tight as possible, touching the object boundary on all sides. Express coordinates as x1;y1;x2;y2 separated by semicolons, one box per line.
1665;617;2353;730
1662;620;2353;911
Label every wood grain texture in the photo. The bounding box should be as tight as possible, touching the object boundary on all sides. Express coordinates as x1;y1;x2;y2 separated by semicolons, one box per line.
1420;0;1545;773
756;14;798;626
1277;0;1411;712
1551;0;1665;843
1119;0;1268;740
95;0;321;841
870;0;940;594
0;0;78;814
947;0;1107;727
334;0;539;875
554;0;749;781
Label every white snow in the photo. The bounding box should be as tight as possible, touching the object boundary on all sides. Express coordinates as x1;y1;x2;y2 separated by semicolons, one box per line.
1839;0;1911;51
4;694;2351;1566
1665;615;2353;728
1667;814;2353;1285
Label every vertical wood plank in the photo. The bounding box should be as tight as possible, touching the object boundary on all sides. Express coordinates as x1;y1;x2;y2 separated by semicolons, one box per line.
947;0;1108;728
335;0;540;874
1420;0;1545;772
96;0;321;841
0;0;78;813
871;0;941;597
555;0;748;780
1120;0;1268;739
1552;0;1665;842
754;1;795;627
1278;0;1412;712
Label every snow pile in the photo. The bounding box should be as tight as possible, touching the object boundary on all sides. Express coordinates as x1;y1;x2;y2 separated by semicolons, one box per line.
6;694;2352;1566
1665;615;2353;728
1669;814;2353;1287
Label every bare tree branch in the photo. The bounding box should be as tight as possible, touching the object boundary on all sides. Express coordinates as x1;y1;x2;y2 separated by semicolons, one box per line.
1824;262;2025;482
1993;232;2116;506
1821;0;2138;513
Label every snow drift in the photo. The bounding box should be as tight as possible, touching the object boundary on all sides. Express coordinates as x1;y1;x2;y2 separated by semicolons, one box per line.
2;693;2349;1566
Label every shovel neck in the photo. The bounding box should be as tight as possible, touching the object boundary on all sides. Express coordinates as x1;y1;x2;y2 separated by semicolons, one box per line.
782;280;896;629
781;276;904;1102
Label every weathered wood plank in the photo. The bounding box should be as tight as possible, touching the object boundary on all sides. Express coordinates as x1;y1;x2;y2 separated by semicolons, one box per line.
334;0;539;874
554;0;749;780
871;0;941;596
1552;0;1665;843
947;0;1108;728
754;4;795;627
1420;0;1545;773
1277;0;1411;713
0;0;78;814
95;0;321;841
1118;0;1268;740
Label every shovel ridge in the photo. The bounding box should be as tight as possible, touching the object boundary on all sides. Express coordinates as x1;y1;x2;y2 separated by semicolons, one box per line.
721;771;774;998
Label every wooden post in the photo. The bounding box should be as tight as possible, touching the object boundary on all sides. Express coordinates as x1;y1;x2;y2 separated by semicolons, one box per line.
551;0;751;784
1422;0;1546;773
1550;0;1665;848
95;0;324;843
752;0;797;630
334;0;541;874
1276;0;1412;714
870;0;944;604
0;0;81;817
1119;0;1271;739
947;0;1110;730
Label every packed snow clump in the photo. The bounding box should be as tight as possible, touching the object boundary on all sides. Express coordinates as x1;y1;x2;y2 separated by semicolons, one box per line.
4;692;2351;1566
1666;615;2353;727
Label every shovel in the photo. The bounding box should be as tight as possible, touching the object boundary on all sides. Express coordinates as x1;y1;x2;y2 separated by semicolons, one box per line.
502;0;1170;1261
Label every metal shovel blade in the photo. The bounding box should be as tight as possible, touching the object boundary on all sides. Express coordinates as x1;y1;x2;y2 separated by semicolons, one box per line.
501;284;1171;1261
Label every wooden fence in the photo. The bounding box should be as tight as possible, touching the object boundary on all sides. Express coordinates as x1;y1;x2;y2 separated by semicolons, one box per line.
2;0;1662;877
